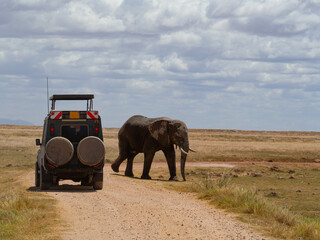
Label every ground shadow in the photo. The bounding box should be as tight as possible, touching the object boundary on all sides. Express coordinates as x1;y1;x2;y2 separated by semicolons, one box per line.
110;173;181;182
27;184;96;193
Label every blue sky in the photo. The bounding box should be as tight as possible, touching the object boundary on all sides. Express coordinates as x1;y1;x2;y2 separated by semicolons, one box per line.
1;0;320;130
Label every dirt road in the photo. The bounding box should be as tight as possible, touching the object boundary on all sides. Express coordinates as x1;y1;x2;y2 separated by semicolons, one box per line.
27;163;268;240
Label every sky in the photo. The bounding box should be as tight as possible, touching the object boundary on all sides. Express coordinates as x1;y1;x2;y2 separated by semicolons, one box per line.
1;0;320;131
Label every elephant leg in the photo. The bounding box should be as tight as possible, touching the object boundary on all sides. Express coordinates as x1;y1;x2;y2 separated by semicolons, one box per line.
111;139;129;172
141;151;155;179
125;153;137;177
111;155;126;172
163;146;178;181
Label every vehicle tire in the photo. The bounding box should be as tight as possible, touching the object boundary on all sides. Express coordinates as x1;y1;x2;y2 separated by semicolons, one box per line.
40;166;51;190
93;172;103;190
77;136;105;166
35;162;40;187
46;137;74;167
81;177;91;186
52;176;59;186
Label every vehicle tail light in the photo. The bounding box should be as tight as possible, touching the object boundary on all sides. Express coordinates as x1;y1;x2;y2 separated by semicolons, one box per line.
50;124;54;136
95;123;99;136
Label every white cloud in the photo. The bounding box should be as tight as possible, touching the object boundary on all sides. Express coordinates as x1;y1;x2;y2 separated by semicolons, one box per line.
235;0;298;18
226;83;255;94
1;0;320;130
52;53;82;66
0;51;5;61
160;31;201;46
127;79;178;92
143;1;208;28
201;80;223;87
206;0;241;18
62;2;125;32
164;53;188;72
128;79;155;90
139;58;165;74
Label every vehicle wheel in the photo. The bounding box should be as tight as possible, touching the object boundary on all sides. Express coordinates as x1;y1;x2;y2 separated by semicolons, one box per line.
81;177;91;186
93;172;103;190
52;176;59;186
40;166;51;190
35;163;40;187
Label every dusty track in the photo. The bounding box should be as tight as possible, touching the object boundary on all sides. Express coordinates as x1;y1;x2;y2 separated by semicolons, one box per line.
26;163;268;240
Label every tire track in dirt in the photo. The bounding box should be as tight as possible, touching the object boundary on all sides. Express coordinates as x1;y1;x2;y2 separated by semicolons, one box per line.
26;163;268;240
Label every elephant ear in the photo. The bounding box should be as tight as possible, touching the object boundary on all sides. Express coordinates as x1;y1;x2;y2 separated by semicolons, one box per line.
148;119;170;146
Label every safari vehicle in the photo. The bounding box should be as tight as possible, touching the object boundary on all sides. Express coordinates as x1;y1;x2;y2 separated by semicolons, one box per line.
35;94;105;190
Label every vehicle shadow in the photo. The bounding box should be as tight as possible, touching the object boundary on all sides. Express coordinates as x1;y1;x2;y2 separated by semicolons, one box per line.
27;184;96;193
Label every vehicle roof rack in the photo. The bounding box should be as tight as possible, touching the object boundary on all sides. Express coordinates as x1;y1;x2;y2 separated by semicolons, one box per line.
50;94;95;111
50;94;94;101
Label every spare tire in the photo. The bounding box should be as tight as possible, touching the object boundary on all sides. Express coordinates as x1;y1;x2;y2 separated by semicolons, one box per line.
77;136;105;166
46;137;74;167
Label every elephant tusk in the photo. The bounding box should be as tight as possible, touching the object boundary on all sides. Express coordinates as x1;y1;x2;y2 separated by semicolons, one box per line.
180;147;188;155
189;148;196;153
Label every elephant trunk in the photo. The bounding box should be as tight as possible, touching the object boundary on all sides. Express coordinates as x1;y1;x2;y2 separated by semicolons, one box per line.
180;140;189;181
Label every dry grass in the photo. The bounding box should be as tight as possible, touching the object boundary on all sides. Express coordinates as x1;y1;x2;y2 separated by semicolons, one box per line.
0;170;60;240
4;126;316;164
0;125;42;147
0;125;61;240
104;128;320;163
2;125;320;239
188;129;320;162
198;177;319;240
157;164;320;240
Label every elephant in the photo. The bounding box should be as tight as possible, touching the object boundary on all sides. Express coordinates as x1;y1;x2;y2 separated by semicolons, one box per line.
111;115;194;181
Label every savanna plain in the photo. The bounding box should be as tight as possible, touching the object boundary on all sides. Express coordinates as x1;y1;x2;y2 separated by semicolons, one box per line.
0;125;320;239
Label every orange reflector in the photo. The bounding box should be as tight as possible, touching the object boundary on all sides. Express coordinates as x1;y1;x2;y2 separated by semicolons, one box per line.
70;111;79;119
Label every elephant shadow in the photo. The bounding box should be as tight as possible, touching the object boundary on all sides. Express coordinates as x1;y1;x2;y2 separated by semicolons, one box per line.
110;173;178;182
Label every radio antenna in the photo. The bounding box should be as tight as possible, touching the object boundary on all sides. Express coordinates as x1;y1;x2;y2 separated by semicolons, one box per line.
47;77;49;114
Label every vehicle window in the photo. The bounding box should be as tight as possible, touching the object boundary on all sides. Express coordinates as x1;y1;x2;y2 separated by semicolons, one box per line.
61;125;88;142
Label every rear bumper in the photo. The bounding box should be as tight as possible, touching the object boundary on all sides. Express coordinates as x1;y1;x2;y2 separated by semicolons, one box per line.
44;161;104;179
